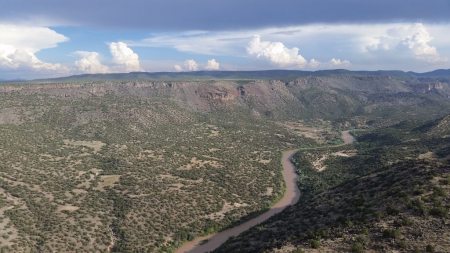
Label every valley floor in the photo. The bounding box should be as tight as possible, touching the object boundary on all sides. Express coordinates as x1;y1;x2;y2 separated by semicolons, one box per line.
178;131;355;253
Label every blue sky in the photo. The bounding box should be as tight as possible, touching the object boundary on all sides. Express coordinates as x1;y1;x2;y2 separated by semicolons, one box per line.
1;0;450;79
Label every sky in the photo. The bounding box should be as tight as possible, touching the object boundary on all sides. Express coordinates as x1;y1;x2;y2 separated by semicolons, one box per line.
1;0;450;79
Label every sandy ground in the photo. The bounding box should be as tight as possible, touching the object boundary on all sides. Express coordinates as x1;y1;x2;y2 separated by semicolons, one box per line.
63;139;105;153
341;130;355;145
95;175;120;191
175;150;300;253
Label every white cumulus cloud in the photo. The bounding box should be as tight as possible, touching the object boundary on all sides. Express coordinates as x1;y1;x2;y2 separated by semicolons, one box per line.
205;59;220;70
173;64;183;72
184;59;198;71
401;23;441;62
74;51;109;73
329;58;351;67
365;23;444;63
0;24;68;72
247;35;307;68
174;59;221;71
134;23;450;71
109;42;141;72
308;58;321;68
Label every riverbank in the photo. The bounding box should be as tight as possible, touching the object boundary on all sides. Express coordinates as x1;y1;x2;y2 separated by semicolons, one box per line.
175;131;355;253
175;150;301;253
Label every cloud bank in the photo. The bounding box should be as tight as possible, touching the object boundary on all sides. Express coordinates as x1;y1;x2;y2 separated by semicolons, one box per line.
137;22;448;71
205;59;220;70
1;21;449;78
1;0;449;30
74;51;109;73
0;24;68;72
246;36;348;69
247;35;307;68
109;42;141;72
174;59;220;71
329;58;351;67
183;59;198;71
365;23;444;63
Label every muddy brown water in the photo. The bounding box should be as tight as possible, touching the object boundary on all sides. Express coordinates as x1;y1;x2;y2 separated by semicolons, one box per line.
175;131;354;253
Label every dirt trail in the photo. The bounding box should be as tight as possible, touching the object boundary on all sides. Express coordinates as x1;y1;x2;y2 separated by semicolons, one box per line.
175;131;354;253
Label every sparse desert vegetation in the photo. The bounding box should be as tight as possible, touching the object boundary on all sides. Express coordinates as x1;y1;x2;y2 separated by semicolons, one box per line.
0;74;449;252
0;81;315;252
216;114;450;253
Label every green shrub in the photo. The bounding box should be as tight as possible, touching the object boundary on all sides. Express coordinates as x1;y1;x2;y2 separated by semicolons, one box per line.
386;205;400;215
382;228;401;239
430;206;448;218
395;216;413;226
351;242;364;253
438;176;450;185
361;228;369;235
432;186;447;197
310;239;320;249
426;244;435;252
397;239;407;249
408;198;427;215
355;234;370;245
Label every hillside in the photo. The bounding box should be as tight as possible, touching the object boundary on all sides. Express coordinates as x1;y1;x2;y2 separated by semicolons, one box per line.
0;74;448;252
215;116;450;253
413;115;450;137
30;69;450;82
0;86;312;252
2;75;450;123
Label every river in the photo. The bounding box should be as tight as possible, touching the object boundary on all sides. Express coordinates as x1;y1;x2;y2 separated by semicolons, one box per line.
175;131;354;253
175;150;300;253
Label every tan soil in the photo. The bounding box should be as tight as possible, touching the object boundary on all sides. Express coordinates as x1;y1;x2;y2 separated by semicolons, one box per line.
56;205;80;212
312;154;329;172
95;175;120;191
178;157;223;170
206;201;249;221
418;151;436;160
278;121;326;143
63;139;105;153
341;130;355;145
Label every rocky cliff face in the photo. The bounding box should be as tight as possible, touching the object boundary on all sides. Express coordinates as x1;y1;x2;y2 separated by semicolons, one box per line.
409;80;449;94
1;75;449;121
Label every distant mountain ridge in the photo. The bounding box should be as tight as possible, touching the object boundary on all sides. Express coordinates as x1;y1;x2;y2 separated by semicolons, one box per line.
29;69;450;82
1;74;448;124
